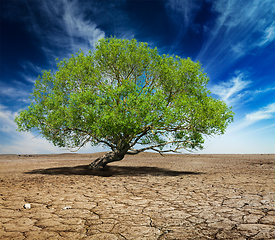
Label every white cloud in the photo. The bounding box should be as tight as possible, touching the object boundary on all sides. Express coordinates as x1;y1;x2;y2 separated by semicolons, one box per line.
259;23;275;46
197;0;275;69
244;123;275;135
19;73;37;84
245;102;275;125
16;0;105;60
18;61;44;83
0;105;17;133
228;102;275;134
210;71;251;106
60;0;105;52
0;82;30;102
210;70;275;108
19;60;43;73
253;87;275;95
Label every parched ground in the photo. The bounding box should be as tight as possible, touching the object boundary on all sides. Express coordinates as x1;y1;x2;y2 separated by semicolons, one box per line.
0;153;274;240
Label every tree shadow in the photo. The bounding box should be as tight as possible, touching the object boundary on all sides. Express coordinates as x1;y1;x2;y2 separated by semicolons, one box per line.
25;165;202;177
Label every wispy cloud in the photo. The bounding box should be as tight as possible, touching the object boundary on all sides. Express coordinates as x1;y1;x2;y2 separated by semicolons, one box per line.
210;71;251;106
210;70;275;108
245;102;275;125
229;102;275;133
0;104;64;153
245;123;275;135
0;105;17;133
258;23;275;46
0;81;30;103
197;0;275;69
7;0;106;60
19;60;43;73
58;0;105;53
18;60;44;83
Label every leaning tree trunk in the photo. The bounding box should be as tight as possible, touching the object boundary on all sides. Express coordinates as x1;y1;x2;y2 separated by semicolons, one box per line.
89;148;128;169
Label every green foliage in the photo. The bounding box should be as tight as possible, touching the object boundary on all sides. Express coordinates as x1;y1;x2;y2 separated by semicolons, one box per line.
15;37;234;153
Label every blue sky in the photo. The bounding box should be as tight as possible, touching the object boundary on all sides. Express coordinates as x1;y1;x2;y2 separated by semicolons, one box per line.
0;0;274;154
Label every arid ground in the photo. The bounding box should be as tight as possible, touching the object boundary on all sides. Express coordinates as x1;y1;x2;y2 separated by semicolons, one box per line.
0;152;274;239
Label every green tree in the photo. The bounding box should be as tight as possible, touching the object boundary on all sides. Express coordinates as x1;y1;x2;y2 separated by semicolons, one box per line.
15;37;234;169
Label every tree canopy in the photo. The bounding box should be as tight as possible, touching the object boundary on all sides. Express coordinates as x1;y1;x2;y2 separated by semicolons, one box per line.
15;37;234;168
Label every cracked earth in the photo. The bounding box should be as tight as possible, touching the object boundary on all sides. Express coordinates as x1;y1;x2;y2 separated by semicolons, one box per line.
0;152;274;239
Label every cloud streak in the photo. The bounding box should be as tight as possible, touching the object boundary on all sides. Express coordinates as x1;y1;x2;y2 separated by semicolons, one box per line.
210;71;251;106
197;0;275;69
245;102;275;125
0;0;107;111
210;70;275;108
13;0;106;60
60;0;105;52
258;22;275;47
228;102;275;134
0;105;16;133
0;82;30;103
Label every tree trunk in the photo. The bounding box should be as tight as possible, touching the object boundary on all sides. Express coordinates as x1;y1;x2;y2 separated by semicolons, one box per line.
89;149;127;169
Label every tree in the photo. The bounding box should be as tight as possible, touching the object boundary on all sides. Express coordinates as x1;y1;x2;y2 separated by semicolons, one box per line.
15;37;234;169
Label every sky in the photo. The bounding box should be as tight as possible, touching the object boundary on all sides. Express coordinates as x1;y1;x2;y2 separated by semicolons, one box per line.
0;0;274;154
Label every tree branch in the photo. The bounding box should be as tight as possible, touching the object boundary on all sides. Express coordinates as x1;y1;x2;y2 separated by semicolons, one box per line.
61;127;116;151
68;135;92;152
127;139;195;155
125;64;137;80
129;126;151;148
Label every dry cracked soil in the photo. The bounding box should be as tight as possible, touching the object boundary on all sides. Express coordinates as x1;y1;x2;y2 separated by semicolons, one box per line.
0;152;274;239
